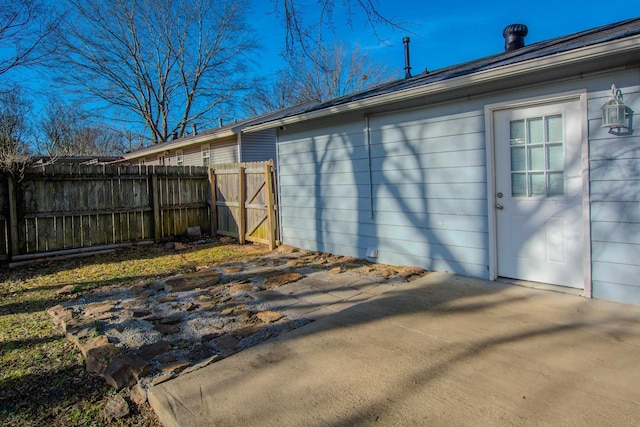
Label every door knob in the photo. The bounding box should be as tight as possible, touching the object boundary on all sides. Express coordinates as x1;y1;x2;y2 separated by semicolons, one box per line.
496;204;504;210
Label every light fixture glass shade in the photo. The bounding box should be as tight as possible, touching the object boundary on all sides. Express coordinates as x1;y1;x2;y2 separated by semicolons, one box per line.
601;84;628;129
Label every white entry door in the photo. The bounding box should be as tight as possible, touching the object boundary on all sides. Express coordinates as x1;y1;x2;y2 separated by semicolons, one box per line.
494;100;584;288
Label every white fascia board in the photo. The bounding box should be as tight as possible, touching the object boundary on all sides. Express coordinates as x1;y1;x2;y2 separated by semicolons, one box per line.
122;129;236;160
244;35;640;132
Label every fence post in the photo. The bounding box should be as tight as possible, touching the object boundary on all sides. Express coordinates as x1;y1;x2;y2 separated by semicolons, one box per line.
264;161;276;250
7;175;19;259
150;172;162;242
238;163;246;244
208;166;218;237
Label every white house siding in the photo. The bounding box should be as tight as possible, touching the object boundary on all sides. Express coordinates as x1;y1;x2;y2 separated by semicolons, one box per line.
277;69;640;304
242;129;277;163
211;140;238;164
587;74;640;304
278;106;490;278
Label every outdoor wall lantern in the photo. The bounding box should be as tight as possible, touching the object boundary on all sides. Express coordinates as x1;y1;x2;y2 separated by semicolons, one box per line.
601;84;629;131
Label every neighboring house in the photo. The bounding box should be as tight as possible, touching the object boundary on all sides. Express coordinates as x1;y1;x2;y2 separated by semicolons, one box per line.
243;18;640;305
31;156;123;165
120;101;319;167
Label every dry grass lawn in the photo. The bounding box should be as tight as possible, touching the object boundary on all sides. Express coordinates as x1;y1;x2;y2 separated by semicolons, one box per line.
0;241;269;426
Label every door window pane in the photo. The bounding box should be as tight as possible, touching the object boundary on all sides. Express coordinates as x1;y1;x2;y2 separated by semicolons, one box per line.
528;146;544;170
547;144;563;170
529;173;545;196
527;117;544;143
546;115;563;142
511;173;526;197
511;146;526;171
548;172;564;195
508;113;565;198
510;120;525;145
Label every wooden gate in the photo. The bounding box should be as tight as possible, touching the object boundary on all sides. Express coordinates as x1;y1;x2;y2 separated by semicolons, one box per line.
209;160;278;249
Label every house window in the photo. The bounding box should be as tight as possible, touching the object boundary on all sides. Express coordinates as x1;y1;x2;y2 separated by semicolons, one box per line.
158;154;166;165
509;114;564;197
202;145;210;167
176;150;184;166
139;159;146;166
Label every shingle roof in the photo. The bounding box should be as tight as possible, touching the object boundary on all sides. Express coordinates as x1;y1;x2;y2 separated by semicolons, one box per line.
125;99;320;155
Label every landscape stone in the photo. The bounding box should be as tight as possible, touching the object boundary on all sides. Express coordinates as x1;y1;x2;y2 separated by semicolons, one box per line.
233;324;262;338
164;271;221;293
159;314;182;325
50;246;406;397
180;355;221;376
135;290;154;300
137;340;171;360
151;373;173;386
130;383;147;405
255;310;284;323
229;283;254;293
156;353;178;364
173;242;189;251
131;309;152;318
84;300;117;317
223;264;244;274
159;360;190;373
56;285;76;295
65;324;96;346
128;284;147;295
188;344;216;360
103;354;149;390
86;343;122;374
329;267;342;274
47;304;79;331
103;395;130;421
157;295;177;303
149;281;165;291
263;271;303;289
214;335;240;352
154;324;180;335
277;245;299;253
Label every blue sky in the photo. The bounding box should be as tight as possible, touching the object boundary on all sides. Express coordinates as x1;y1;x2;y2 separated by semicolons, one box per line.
7;1;639;143
249;0;639;80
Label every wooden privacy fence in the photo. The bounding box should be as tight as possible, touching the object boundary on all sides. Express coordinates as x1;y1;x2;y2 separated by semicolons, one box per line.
209;160;278;250
0;164;211;264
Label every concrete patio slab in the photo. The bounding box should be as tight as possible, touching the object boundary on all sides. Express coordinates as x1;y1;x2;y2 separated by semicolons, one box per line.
148;272;640;426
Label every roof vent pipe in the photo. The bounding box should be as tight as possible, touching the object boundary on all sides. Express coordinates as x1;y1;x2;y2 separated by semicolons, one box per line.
191;123;197;135
503;24;528;52
218;118;223;127
403;37;412;79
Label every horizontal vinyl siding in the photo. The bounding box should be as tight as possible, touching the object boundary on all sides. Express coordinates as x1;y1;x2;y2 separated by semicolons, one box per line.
211;140;238;164
278;107;489;278
241;129;276;163
588;80;640;304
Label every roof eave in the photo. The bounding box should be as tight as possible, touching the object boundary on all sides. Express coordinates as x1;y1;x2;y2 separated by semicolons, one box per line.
122;128;236;160
244;34;640;132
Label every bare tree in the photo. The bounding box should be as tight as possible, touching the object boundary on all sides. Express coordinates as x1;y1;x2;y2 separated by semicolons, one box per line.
0;0;60;76
271;0;407;61
244;42;392;115
38;98;126;156
56;0;256;144
0;87;31;173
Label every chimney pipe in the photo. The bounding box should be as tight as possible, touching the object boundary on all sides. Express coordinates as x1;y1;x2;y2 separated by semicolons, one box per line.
191;123;198;135
503;24;528;52
218;118;223;127
403;37;412;79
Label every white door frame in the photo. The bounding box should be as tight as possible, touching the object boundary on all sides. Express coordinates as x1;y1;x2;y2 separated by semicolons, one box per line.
484;90;592;297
